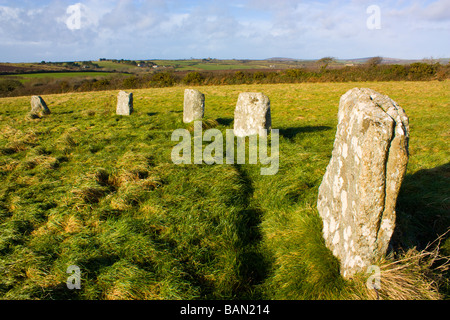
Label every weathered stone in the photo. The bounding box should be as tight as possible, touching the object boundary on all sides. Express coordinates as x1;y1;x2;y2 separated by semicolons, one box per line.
317;88;409;278
183;89;205;123
30;96;51;116
233;92;271;137
116;91;133;115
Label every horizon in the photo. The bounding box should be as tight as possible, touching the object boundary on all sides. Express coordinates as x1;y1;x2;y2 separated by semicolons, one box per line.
1;0;449;63
3;56;449;65
0;56;450;64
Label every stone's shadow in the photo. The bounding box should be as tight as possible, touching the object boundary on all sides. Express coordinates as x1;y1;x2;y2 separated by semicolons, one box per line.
279;126;332;140
232;164;271;298
216;117;234;126
147;112;159;117
391;162;450;251
169;110;183;114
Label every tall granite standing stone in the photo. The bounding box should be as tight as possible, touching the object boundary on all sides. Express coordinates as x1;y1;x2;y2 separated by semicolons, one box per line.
183;89;205;123
116;91;133;115
233;92;271;137
317;88;409;278
30;96;51;116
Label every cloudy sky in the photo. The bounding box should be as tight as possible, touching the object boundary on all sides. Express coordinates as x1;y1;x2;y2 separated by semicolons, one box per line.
0;0;449;62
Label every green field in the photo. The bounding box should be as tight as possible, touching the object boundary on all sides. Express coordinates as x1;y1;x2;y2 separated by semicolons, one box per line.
0;81;449;300
95;61;144;72
1;72;124;84
150;59;294;71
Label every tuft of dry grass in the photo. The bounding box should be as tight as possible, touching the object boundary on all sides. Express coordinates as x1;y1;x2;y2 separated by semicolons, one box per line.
21;155;60;170
71;173;109;206
81;109;96;117
71;186;106;205
63;215;84;234
0;126;38;155
0;157;20;173
348;231;450;300
187;118;219;132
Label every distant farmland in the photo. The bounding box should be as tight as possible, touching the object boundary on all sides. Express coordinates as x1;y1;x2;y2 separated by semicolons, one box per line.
1;72;123;84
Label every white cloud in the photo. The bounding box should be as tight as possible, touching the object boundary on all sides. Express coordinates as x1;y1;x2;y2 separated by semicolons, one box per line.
0;5;20;20
420;0;450;21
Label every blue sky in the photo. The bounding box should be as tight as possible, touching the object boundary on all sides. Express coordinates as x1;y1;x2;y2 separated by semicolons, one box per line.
0;0;449;62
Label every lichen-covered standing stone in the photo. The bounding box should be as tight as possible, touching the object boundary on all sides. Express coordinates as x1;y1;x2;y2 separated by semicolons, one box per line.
116;91;133;115
233;92;271;137
30;96;51;116
317;88;409;278
183;89;205;123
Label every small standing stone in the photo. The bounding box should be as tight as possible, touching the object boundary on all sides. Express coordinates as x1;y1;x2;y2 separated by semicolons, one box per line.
317;88;409;278
116;91;133;115
183;89;205;123
30;96;51;116
233;92;271;137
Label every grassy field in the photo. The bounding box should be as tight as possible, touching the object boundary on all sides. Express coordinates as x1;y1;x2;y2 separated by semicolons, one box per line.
95;61;144;72
1;72;125;84
150;59;297;71
0;81;448;300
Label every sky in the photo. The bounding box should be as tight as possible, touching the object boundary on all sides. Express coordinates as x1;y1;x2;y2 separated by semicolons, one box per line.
0;0;449;62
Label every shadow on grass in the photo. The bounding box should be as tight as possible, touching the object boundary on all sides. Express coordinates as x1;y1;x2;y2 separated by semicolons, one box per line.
232;164;271;299
279;126;332;140
216;117;234;127
392;162;450;251
56;111;74;115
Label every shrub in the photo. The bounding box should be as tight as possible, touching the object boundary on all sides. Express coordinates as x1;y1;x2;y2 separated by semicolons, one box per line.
253;71;267;82
76;79;95;92
408;62;439;80
122;76;139;89
366;56;383;68
183;72;205;85
59;81;71;93
387;65;408;79
231;71;248;84
0;79;24;96
284;69;310;82
149;72;176;87
436;64;450;81
92;79;111;90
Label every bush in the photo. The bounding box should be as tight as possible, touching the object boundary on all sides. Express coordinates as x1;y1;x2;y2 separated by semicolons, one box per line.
122;76;139;89
183;72;205;85
149;72;176;87
92;79;111;90
231;71;248;84
284;69;311;82
0;79;23;96
408;62;439;80
387;65;408;79
436;64;450;81
59;81;71;93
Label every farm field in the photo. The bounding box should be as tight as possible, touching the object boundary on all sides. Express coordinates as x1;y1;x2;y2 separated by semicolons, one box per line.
0;81;449;300
150;59;296;71
1;72;123;84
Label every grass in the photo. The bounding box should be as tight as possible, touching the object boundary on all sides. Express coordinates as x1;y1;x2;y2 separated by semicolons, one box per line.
0;81;449;300
1;72;124;84
95;61;143;72
150;59;289;71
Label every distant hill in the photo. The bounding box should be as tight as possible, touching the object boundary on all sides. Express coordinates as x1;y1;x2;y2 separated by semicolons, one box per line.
265;57;297;62
338;57;450;65
265;56;449;65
